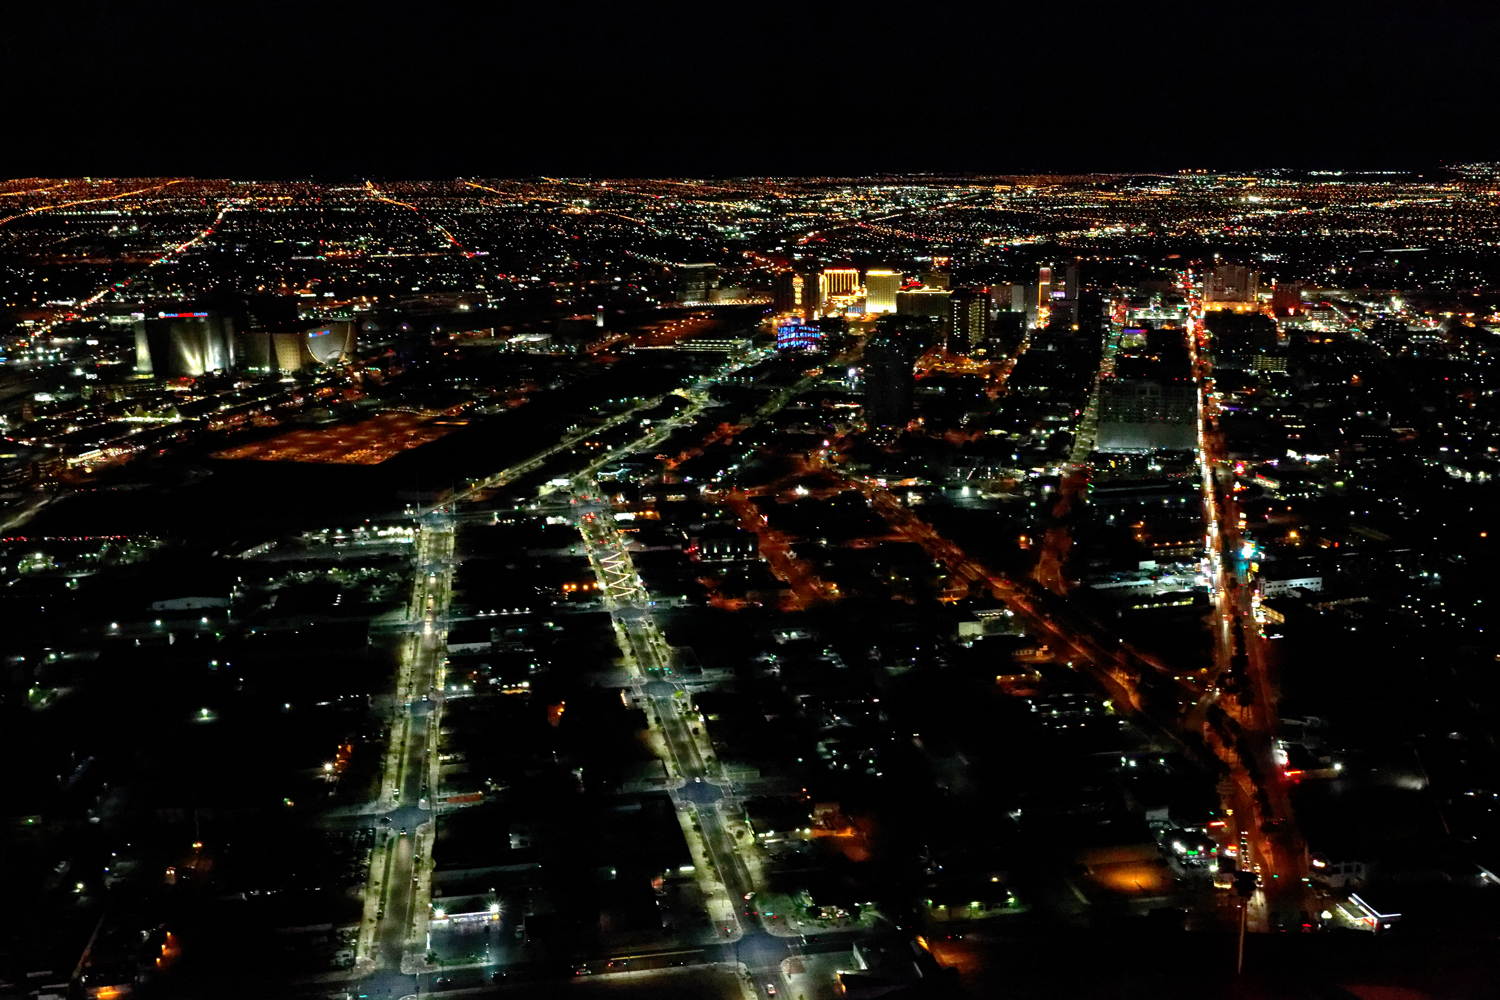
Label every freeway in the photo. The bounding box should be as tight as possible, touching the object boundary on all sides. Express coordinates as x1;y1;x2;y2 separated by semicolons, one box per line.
411;323;796;521
409;393;676;518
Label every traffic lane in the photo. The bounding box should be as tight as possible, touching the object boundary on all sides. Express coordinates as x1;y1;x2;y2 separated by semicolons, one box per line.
402;715;430;803
656;696;708;777
638;671;754;927
704;811;751;896
376;637;439;964
421;963;498;992
379;831;415;966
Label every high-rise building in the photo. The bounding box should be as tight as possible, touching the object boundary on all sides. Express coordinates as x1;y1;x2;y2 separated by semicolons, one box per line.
794;270;824;319
676;263;719;303
990;282;1030;313
1204;264;1260;308
133;310;236;377
1203;311;1279;370
865;270;901;314
863;331;914;428
1095;352;1197;452
947;289;987;355
990;311;1027;351
1049;298;1079;330
989;283;1027;314
1270;280;1306;315
1064;262;1080;301
1038;267;1053;308
772;271;798;313
896;287;951;317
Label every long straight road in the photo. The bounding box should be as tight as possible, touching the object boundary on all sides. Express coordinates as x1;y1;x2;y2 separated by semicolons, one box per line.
354;515;454;995
1187;280;1313;930
567;484;805;995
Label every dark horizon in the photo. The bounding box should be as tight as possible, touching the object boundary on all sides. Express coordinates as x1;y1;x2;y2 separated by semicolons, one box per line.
4;0;1498;179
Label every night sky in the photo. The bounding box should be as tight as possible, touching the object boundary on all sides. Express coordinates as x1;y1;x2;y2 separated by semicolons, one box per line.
3;0;1497;178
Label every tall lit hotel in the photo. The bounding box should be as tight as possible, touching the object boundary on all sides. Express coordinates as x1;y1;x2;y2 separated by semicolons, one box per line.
823;268;860;296
793;271;823;319
946;289;987;355
865;270;901;314
1037;266;1053;308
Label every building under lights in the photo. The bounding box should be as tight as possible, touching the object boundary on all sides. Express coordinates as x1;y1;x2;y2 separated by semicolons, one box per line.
238;322;357;374
676;263;720;303
133;310;235;377
865;269;901;314
1204;264;1261;310
863;330;915;427
793;270;822;319
1095;357;1197;452
776;323;822;352
823;268;860;296
896;286;951;318
946;289;987;355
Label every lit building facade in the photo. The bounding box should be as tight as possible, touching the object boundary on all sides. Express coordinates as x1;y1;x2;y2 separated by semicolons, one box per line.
776;323;822;351
794;270;823;319
865;269;901;314
676;263;720;303
239;322;357;374
1204;264;1261;310
1095;359;1197;452
823;268;860;296
896;287;951;318
133;311;235;377
946;289;987;355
